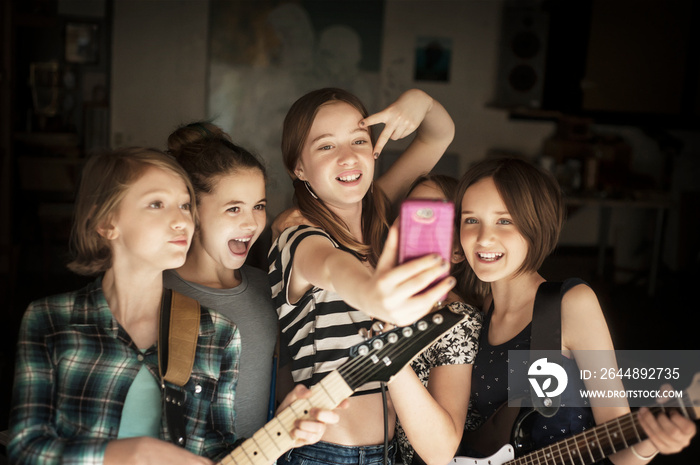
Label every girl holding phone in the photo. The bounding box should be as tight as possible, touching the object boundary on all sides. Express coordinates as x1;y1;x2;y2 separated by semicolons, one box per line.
269;87;469;465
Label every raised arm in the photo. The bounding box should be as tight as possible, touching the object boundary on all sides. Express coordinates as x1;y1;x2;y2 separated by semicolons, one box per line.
289;225;455;326
364;89;455;205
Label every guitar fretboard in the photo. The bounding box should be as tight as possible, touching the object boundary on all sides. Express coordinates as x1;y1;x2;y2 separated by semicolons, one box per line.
217;371;353;465
216;307;465;465
508;404;686;465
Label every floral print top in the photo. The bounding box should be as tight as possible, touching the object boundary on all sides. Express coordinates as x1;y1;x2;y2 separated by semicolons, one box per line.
396;301;482;464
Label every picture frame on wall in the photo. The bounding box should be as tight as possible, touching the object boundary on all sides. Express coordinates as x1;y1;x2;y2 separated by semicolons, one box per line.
65;22;99;64
207;0;385;217
414;36;452;82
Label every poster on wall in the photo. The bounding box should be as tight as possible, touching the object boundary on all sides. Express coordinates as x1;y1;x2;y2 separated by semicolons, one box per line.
208;0;385;218
414;36;452;82
65;22;100;64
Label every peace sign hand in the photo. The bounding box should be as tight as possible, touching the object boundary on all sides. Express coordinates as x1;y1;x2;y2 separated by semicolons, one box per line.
360;89;434;159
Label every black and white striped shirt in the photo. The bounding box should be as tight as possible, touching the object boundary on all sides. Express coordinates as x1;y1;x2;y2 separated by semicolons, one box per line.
268;225;381;396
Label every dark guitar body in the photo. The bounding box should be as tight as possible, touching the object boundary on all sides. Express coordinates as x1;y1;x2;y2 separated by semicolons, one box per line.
455;374;700;465
458;402;611;465
458;401;545;459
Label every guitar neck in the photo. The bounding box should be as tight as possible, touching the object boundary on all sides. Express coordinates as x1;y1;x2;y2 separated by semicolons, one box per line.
216;308;467;465
217;371;353;465
510;404;686;465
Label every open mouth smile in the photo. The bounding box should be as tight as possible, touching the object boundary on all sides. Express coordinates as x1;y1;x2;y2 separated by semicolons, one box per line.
477;252;503;262
336;173;361;183
228;237;252;256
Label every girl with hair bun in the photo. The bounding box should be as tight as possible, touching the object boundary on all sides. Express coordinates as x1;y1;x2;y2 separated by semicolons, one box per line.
166;122;342;445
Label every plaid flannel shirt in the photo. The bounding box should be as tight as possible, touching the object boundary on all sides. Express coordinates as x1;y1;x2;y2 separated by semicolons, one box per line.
9;277;240;464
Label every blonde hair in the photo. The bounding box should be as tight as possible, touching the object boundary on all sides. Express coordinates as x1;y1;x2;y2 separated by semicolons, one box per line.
454;157;564;307
281;88;390;266
67;147;197;275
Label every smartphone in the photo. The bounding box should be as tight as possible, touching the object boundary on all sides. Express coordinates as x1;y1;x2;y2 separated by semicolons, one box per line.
398;198;454;299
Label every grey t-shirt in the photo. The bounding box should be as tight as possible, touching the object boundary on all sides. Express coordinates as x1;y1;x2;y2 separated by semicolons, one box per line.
163;265;278;439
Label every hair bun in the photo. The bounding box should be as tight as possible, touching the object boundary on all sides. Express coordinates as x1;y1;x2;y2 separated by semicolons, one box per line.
167;121;232;154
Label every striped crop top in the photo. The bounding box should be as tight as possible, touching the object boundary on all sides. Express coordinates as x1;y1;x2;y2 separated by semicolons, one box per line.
268;225;380;396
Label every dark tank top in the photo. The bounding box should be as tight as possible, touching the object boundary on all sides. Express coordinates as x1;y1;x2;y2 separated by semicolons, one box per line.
469;279;609;461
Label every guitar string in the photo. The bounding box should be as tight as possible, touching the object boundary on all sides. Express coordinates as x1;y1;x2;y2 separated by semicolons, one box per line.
508;403;689;465
219;312;461;465
339;332;429;387
515;413;638;465
226;323;693;465
339;321;450;389
222;360;382;465
238;310;501;465
338;311;461;389
482;383;692;465
221;379;347;465
511;378;697;465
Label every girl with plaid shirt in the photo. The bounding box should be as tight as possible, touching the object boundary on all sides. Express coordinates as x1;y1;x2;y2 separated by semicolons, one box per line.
8;148;333;465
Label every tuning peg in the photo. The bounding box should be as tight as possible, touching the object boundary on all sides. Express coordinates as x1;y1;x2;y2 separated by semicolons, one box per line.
371;320;385;334
358;328;372;340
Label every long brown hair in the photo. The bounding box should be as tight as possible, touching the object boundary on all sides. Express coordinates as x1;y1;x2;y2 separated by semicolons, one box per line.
454;157;564;307
281;88;389;266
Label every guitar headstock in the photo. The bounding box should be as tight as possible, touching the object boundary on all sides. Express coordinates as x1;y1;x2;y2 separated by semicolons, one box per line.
340;306;466;390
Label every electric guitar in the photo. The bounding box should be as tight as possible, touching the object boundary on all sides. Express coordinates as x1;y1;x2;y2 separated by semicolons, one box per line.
216;307;467;465
452;373;700;465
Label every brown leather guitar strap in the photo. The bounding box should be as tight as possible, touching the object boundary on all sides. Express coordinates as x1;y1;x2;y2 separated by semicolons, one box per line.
158;288;201;446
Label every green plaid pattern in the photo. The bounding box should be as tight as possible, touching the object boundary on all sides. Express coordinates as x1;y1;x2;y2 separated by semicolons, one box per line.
9;277;240;464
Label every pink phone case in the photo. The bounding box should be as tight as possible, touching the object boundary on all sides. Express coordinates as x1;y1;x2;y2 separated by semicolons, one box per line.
398;198;454;298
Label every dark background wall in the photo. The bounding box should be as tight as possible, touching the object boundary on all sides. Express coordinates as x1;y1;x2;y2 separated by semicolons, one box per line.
1;1;699;463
